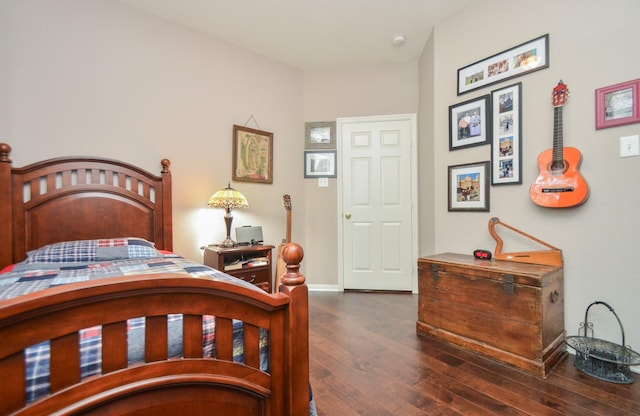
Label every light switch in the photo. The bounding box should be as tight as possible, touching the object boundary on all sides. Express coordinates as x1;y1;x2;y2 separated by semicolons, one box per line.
620;134;640;158
318;177;329;187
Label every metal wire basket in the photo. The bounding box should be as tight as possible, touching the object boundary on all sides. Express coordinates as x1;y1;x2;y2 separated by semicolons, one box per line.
565;301;640;384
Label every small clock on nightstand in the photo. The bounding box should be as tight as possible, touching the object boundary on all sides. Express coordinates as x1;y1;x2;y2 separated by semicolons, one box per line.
203;245;274;292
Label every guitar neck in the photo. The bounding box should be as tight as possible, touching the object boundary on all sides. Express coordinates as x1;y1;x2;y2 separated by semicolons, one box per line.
551;105;564;170
281;194;292;244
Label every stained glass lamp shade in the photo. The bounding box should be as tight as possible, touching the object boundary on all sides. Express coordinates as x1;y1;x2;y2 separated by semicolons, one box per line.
207;183;249;247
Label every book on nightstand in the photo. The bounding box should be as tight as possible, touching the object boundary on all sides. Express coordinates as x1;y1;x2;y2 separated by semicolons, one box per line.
224;260;243;271
246;257;269;267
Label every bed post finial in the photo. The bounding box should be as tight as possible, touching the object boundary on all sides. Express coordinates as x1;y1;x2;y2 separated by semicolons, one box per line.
0;143;11;163
281;242;305;286
161;158;171;173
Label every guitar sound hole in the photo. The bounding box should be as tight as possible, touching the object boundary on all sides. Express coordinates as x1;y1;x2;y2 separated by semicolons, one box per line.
548;160;567;173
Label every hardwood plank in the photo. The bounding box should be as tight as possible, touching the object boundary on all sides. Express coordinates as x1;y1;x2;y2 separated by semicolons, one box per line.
309;292;640;416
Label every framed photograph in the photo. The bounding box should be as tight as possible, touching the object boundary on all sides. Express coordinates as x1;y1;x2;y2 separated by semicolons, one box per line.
457;34;549;95
449;95;491;150
304;150;337;178
595;79;640;129
491;83;522;185
448;161;490;212
305;121;336;149
232;124;273;184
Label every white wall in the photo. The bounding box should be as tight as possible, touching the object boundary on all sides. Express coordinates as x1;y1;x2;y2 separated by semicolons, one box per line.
428;0;640;357
302;64;419;287
1;0;305;265
418;32;437;258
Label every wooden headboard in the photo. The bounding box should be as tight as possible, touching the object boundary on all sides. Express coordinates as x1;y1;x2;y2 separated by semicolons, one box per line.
0;143;173;268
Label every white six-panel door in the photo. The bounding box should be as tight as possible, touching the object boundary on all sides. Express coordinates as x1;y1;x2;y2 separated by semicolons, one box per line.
338;114;417;291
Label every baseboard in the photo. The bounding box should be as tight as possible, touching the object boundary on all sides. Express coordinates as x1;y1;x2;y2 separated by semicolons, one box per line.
307;284;342;292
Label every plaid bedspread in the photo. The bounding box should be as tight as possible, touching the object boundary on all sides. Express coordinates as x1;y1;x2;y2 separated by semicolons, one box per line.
0;252;260;299
0;253;268;403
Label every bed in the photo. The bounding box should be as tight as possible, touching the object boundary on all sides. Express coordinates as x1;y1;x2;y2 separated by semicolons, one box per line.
0;143;311;415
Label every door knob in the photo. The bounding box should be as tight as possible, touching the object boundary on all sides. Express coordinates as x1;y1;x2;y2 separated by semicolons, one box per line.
345;212;351;219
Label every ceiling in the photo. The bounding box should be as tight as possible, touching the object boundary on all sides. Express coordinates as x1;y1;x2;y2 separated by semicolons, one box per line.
116;0;473;71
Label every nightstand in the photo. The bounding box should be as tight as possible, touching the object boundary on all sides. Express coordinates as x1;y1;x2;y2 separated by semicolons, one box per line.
203;245;274;292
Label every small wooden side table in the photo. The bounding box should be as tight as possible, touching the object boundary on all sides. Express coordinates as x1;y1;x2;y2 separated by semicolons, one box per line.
203;245;274;292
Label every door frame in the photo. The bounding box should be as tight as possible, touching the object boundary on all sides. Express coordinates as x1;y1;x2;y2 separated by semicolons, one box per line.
336;113;419;292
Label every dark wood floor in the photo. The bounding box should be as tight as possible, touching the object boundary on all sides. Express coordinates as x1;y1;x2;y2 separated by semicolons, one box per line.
308;291;640;416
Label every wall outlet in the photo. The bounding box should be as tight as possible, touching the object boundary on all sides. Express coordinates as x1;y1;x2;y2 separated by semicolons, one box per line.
620;134;640;158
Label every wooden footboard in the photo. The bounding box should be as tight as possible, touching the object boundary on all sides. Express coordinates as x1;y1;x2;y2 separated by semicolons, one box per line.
0;244;309;415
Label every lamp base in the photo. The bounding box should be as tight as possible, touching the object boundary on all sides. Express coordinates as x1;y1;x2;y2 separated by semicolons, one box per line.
219;208;238;247
219;237;238;248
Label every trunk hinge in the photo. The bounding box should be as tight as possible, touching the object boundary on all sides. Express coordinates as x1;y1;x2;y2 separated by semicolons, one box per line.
503;274;514;295
431;264;439;281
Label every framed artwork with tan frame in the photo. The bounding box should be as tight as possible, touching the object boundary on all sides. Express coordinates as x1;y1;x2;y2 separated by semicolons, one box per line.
305;121;336;149
232;124;273;184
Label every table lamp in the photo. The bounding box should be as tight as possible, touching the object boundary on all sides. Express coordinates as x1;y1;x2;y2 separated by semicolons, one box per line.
207;183;249;247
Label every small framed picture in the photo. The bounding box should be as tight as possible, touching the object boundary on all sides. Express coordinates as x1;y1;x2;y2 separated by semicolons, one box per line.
305;121;336;149
448;161;490;212
304;150;337;178
491;83;522;185
232;124;273;184
449;95;491;150
595;79;640;129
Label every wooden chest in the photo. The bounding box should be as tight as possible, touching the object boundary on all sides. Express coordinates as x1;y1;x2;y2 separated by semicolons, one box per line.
416;253;566;378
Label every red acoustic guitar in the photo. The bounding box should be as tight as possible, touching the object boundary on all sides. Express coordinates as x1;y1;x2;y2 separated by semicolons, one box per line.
530;81;589;208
